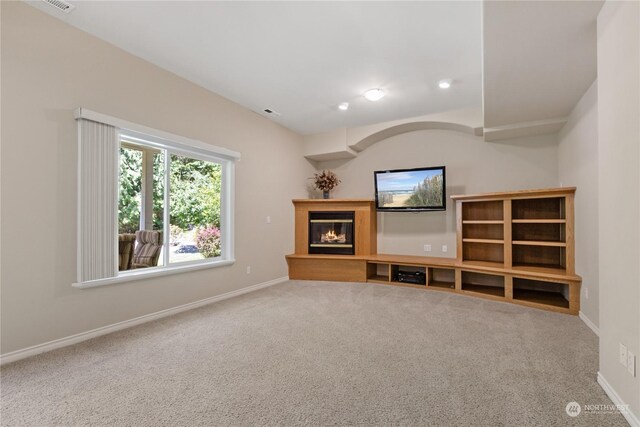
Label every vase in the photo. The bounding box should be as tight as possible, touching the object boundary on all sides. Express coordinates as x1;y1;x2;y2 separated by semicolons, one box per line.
323;191;330;199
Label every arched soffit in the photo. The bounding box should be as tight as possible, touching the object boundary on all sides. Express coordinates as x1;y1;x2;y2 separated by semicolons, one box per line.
349;121;484;152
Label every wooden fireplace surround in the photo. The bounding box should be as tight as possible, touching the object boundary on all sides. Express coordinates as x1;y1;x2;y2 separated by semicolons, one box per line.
285;188;581;315
293;199;377;256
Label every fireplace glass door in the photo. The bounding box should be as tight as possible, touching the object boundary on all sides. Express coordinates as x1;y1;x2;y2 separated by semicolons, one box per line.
308;211;355;255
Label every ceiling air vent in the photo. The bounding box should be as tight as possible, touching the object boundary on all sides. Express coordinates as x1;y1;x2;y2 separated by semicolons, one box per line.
263;108;281;117
42;0;75;13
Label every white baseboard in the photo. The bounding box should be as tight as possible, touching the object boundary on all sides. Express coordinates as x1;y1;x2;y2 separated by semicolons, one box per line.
597;372;640;427
579;311;600;336
0;276;289;366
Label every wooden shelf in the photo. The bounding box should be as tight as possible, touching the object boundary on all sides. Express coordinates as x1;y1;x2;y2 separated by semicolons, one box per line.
513;245;566;271
463;220;504;224
512;222;565;243
512;240;566;247
512;197;566;220
512;277;571;309
428;281;455;290
463;223;504;240
513;289;569;309
461;200;503;221
463;241;504;264
463;238;504;244
461;271;505;298
512;219;566;224
429;267;456;290
511;263;566;274
367;254;456;266
459;260;505;269
461;284;505;297
285;253;370;261
368;275;389;283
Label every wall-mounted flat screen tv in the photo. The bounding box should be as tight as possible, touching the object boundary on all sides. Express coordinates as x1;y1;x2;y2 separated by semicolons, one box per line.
374;166;446;212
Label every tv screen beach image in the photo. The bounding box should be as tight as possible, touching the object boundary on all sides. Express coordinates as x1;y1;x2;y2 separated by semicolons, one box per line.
376;169;444;208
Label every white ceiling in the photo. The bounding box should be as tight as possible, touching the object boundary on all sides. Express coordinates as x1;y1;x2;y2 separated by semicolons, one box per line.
482;0;602;128
29;0;601;138
28;1;483;135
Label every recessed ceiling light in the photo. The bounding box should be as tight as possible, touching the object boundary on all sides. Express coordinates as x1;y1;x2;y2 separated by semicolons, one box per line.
364;88;385;101
338;102;349;111
438;79;452;89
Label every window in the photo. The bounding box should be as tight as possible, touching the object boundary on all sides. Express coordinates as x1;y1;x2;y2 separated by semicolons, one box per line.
74;108;239;288
118;139;225;270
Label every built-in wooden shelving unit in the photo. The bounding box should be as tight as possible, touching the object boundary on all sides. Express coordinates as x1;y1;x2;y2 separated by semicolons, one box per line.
451;187;578;313
286;187;580;315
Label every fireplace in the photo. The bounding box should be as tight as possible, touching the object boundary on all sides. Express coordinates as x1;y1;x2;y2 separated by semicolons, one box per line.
308;211;355;255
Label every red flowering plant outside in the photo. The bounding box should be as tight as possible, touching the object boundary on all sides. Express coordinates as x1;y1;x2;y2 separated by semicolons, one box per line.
195;225;221;258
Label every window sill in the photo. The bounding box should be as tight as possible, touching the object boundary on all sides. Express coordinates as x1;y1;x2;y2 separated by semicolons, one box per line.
72;259;236;289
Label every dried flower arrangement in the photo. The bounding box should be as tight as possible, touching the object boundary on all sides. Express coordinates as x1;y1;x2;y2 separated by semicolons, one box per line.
311;170;341;196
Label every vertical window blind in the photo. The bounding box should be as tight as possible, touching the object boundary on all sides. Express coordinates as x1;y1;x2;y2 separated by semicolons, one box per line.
77;118;119;282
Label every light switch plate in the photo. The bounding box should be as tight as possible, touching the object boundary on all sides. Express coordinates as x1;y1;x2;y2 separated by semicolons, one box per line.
628;351;636;376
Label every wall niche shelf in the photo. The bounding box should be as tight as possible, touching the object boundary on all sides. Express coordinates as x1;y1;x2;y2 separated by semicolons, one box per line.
286;187;580;315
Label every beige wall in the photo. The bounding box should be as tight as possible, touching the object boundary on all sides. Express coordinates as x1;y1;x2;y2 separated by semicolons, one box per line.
318;130;559;257
0;2;315;354
558;81;599;328
597;0;640;416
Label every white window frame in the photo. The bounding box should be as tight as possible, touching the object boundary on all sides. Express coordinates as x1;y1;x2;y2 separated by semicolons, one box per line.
73;108;239;289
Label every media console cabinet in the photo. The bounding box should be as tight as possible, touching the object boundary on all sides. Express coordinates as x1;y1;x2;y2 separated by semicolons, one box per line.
286;188;581;315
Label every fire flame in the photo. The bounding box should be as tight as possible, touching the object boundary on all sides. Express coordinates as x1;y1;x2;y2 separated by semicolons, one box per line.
321;230;346;243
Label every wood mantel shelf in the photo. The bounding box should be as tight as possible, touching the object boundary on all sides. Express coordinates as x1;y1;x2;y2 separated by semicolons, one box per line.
292;199;375;203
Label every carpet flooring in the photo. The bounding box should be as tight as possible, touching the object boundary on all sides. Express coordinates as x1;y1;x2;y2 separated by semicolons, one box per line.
0;281;629;426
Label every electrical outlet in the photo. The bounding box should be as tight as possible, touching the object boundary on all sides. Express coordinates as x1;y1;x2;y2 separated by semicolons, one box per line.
620;344;628;367
246;266;251;274
424;245;432;252
585;288;589;299
628;351;636;376
442;245;448;253
266;216;271;224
